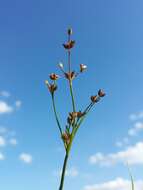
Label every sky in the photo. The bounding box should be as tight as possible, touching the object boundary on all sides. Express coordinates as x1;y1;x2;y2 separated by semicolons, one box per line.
0;0;143;190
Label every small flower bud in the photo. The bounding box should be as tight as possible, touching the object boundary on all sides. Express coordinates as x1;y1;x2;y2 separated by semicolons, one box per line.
98;89;106;97
62;132;70;145
58;62;64;69
77;111;85;118
63;40;75;50
68;28;73;35
80;64;87;72
91;95;100;103
65;71;75;80
49;73;59;80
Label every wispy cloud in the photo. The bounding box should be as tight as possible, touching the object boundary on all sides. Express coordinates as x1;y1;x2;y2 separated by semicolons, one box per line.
128;122;143;136
129;111;143;121
0;91;10;98
0;152;5;160
84;178;143;190
89;142;143;166
9;138;17;146
54;167;79;178
0;136;6;146
0;101;13;114
15;100;22;108
19;153;33;164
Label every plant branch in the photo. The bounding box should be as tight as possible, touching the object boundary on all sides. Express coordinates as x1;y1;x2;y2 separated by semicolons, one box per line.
51;94;63;136
59;152;69;190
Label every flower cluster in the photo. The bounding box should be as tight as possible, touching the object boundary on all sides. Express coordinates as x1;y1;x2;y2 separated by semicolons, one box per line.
45;28;105;190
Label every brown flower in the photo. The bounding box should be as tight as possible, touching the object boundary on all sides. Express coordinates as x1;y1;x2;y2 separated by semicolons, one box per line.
45;80;57;94
90;95;99;103
67;112;78;125
77;111;85;118
98;89;106;97
49;73;59;80
62;132;71;145
63;40;75;50
80;64;87;72
64;71;75;80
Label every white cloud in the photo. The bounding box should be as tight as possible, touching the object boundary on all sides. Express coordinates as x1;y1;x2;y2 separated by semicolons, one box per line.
116;137;129;148
89;142;143;166
19;153;33;164
128;122;143;136
15;100;22;108
0;136;6;146
0;91;10;98
9;138;17;146
54;167;79;178
84;178;143;190
65;167;79;177
129;112;143;121
0;152;5;160
0;101;13;114
0;126;7;134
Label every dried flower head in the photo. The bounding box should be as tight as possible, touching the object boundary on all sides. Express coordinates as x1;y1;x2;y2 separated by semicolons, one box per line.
45;80;57;94
49;73;59;80
80;64;87;72
77;111;85;118
64;71;75;81
62;132;71;145
63;40;75;50
90;95;99;103
98;89;106;97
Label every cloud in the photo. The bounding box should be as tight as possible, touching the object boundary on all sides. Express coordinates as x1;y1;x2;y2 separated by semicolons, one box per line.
0;126;7;134
0;91;10;98
129;111;143;121
89;142;143;166
0;101;13;114
15;100;22;108
54;167;79;178
65;167;79;177
128;122;143;136
19;153;33;164
9;138;17;146
0;136;6;146
0;152;5;160
84;178;143;190
116;138;129;148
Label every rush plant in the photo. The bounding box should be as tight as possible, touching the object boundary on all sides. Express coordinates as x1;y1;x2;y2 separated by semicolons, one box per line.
45;28;105;190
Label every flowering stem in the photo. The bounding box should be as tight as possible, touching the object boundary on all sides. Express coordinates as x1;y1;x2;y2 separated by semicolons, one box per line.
59;152;69;190
69;81;76;112
51;94;63;136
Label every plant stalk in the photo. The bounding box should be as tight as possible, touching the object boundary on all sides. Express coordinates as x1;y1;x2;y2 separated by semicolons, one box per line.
59;152;69;190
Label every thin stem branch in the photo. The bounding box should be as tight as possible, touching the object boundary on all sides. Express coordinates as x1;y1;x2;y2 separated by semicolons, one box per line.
69;81;76;112
59;152;69;190
51;94;63;136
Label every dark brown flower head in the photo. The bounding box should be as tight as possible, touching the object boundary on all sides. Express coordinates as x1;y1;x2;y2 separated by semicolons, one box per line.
80;64;87;73
65;71;76;80
67;112;78;125
69;112;78;119
77;111;85;118
49;73;59;80
91;95;100;103
67;28;73;35
63;40;75;50
45;80;57;94
98;89;106;97
62;132;71;145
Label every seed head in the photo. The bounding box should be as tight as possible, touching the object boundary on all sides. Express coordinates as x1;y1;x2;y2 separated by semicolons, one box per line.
98;89;106;97
65;71;75;80
63;40;75;50
49;73;59;80
80;64;87;72
91;95;100;103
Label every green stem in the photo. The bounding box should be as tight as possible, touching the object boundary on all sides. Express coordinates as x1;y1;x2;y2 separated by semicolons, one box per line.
59;152;69;190
69;81;76;112
51;94;62;136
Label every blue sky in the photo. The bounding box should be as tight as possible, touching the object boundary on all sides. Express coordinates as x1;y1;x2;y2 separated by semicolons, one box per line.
0;0;143;190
